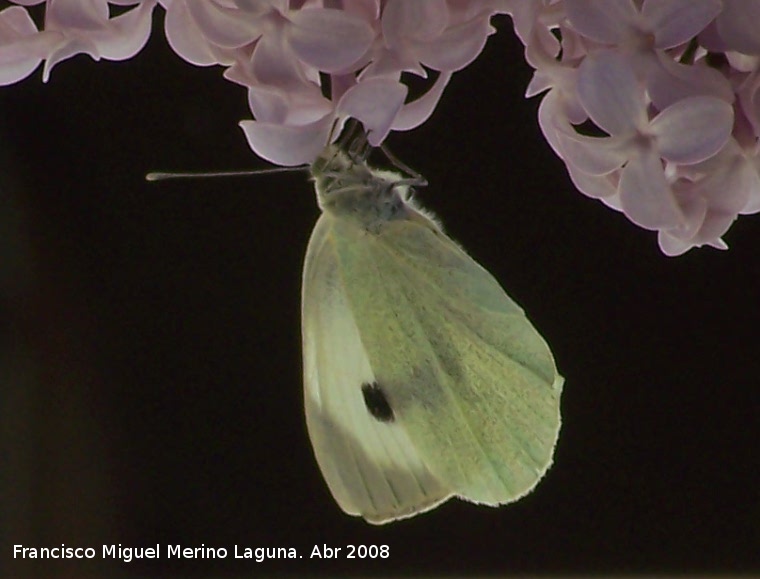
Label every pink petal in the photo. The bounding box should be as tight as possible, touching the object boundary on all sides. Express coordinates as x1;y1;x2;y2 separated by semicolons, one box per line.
328;72;357;103
689;152;752;238
665;180;709;241
415;12;495;72
0;6;44;85
287;8;374;73
382;0;448;46
659;227;728;255
247;82;332;125
650;96;733;165
680;139;760;216
577;51;647;135
391;70;451;131
556;131;628;175
43;36;99;82
715;0;760;55
557;25;593;61
619;148;683;230
564;0;636;45
236;0;287;11
47;0;108;30
526;70;552;98
740;156;760;214
524;25;563;91
538;88;588;159
696;214;738;244
658;168;739;255
566;162;619;199
340;0;381;23
601;190;624;211
537;91;573;159
726;52;760;74
251;32;310;90
502;0;542;45
658;231;697;256
186;1;265;49
525;23;562;68
164;0;219;65
337;77;407;145
647;52;734;112
95;1;157;61
362;46;427;78
696;19;727;52
0;0;38;29
0;45;41;85
642;0;721;49
239;113;335;166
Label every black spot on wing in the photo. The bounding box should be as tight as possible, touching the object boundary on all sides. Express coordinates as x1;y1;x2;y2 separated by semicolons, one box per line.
361;382;395;422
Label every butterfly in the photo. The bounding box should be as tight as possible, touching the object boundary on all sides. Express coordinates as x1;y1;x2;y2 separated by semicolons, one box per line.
301;134;563;524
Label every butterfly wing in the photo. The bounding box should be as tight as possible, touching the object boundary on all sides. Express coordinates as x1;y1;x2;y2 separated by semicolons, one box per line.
330;213;564;506
301;213;452;524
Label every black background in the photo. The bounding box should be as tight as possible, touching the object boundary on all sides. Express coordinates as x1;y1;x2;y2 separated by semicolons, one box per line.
1;9;757;578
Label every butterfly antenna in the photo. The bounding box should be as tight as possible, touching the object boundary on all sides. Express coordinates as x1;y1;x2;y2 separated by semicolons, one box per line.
380;144;428;188
335;119;373;166
327;118;426;187
348;131;371;162
337;118;361;150
145;166;309;182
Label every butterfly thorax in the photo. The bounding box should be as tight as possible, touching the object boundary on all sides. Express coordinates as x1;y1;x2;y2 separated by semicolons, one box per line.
311;146;412;233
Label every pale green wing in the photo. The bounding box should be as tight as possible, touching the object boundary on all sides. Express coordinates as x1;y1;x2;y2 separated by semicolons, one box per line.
301;214;452;524
331;215;563;505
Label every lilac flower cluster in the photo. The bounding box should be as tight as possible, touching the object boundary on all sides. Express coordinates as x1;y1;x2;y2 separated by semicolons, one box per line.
511;0;760;255
0;0;500;165
2;1;760;255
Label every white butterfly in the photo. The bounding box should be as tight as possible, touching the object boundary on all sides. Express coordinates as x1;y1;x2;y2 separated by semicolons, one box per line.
301;138;564;524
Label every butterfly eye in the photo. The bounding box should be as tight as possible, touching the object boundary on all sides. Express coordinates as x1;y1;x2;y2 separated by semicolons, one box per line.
361;382;395;422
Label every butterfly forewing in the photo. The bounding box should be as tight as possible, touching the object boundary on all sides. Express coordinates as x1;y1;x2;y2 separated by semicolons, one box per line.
302;213;452;524
329;213;563;505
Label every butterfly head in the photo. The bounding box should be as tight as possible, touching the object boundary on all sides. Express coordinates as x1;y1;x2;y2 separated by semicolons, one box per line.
310;145;412;232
